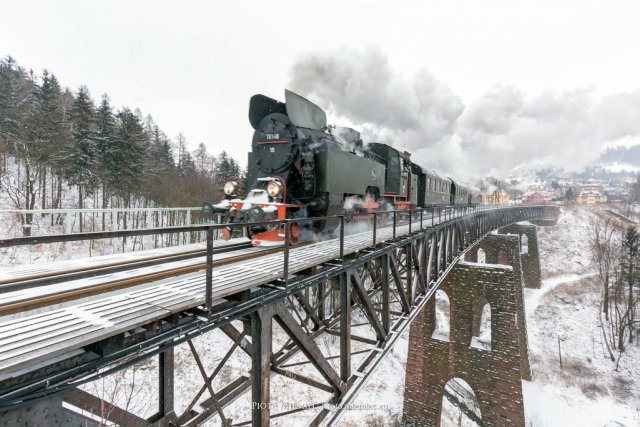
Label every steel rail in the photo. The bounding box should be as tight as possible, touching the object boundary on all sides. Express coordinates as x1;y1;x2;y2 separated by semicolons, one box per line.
0;242;307;317
0;244;243;291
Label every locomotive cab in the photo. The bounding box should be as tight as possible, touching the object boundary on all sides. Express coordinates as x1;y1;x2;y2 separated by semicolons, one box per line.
365;143;416;210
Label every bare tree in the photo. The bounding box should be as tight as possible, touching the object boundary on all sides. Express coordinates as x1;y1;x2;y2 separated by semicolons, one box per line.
616;227;639;350
588;217;619;321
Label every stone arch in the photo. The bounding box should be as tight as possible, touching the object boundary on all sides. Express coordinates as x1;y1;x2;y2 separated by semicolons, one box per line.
471;293;488;337
471;301;491;351
521;234;529;254
433;289;450;341
499;223;540;289
441;378;483;427
500;224;541;289
497;249;508;265
477;248;486;263
404;238;528;427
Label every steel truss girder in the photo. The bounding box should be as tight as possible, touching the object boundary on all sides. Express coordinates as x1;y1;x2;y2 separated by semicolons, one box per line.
0;207;548;427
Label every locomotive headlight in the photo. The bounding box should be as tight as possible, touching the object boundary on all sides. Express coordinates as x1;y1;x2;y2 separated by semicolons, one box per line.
223;181;238;196
267;180;283;197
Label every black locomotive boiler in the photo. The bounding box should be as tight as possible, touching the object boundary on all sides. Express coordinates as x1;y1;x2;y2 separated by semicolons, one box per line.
203;90;477;246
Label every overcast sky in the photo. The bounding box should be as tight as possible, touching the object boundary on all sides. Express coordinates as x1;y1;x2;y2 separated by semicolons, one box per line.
3;0;640;179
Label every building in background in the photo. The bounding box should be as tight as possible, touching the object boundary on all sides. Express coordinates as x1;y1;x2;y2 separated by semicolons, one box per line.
576;184;607;204
522;190;553;204
481;190;510;204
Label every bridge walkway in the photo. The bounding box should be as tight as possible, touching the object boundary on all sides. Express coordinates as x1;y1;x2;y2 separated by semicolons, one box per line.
0;218;420;375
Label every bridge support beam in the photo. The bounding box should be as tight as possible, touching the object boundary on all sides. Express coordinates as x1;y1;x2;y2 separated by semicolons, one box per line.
465;234;532;380
402;254;527;427
251;306;274;427
499;223;542;289
157;348;176;424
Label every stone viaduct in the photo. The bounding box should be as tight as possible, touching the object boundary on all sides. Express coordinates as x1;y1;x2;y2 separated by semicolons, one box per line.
403;222;545;427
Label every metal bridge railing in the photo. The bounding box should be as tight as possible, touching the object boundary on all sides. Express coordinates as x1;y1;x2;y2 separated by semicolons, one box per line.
0;206;207;262
0;203;505;318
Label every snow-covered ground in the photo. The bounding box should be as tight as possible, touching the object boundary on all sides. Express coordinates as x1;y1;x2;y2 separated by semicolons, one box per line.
523;206;640;427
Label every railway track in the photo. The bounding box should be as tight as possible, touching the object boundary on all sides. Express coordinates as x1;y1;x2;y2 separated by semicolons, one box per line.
0;243;245;292
0;214;440;319
0;239;300;318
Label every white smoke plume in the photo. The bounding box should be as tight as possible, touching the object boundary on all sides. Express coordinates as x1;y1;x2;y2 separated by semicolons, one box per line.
289;47;464;149
288;47;640;180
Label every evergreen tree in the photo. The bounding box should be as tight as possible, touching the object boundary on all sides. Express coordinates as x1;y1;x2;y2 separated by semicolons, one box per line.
565;187;575;201
149;125;174;169
142;125;176;204
176;133;195;176
0;61;40;234
0;56;34;150
32;71;68;210
214;150;241;183
67;86;97;211
178;151;196;176
113;108;146;203
34;71;66;156
95;94;117;208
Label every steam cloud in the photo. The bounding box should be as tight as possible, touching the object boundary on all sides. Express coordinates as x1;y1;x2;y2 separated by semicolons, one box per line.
288;47;640;180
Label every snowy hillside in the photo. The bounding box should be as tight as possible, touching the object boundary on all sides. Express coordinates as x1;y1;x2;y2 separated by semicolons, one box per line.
524;206;639;427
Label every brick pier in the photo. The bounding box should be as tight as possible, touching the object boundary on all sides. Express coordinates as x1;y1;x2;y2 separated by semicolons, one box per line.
402;233;531;427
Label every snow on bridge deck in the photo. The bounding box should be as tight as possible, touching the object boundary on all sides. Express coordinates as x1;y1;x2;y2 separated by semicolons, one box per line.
0;237;249;286
0;240;265;315
0;220;421;375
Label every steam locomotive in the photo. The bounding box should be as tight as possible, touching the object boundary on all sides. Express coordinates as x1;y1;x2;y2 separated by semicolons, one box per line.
202;90;478;246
